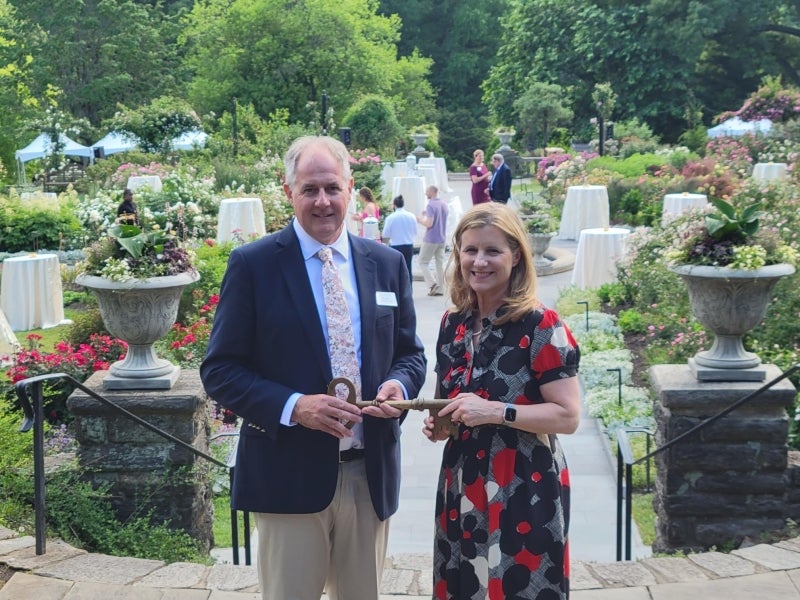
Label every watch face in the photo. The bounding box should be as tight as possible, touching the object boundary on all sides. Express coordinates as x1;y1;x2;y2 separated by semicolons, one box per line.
504;404;517;423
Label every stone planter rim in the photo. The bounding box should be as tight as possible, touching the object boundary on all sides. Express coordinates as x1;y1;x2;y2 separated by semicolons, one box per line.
669;263;796;279
76;270;200;290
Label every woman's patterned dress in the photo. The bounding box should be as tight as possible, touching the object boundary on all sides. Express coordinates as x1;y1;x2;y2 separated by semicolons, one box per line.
433;306;580;599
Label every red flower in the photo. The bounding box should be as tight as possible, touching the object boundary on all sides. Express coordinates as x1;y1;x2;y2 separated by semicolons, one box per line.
519;335;530;348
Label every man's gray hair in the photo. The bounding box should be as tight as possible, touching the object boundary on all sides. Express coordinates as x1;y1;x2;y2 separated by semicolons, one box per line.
284;136;352;187
492;153;504;164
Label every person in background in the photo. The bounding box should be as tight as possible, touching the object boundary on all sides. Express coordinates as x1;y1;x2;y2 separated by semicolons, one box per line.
416;185;448;297
351;186;381;240
423;202;580;599
201;135;427;600
382;194;418;285
116;188;139;225
469;149;491;205
489;153;512;204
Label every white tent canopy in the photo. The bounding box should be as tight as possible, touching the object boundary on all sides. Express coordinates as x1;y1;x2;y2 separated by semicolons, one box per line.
707;117;772;138
15;133;95;163
172;130;207;150
92;131;139;156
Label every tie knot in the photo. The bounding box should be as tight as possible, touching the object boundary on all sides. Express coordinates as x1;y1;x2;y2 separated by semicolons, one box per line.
317;247;333;264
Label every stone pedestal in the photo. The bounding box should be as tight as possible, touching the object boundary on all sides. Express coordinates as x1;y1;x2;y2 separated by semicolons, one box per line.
67;369;213;552
649;364;796;553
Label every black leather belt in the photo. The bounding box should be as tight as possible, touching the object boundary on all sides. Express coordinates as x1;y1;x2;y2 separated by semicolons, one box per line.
339;448;365;463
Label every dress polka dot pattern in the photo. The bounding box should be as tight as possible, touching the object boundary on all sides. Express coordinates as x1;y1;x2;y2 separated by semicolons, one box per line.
433;306;579;599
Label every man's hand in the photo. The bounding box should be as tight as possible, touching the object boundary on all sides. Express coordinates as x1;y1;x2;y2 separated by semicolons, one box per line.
292;393;363;438
361;381;404;419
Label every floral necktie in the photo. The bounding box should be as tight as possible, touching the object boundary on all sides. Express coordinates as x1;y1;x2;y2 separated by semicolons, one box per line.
317;247;362;408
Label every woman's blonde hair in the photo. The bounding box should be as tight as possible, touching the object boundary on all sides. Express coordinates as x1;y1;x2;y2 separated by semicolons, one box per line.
473;149;484;161
448;203;539;324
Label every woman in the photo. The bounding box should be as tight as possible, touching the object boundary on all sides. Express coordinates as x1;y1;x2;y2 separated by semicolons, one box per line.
351;186;381;239
423;202;581;599
469;149;491;206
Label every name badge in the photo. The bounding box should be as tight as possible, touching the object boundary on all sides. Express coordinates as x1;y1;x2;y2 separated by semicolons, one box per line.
376;291;398;307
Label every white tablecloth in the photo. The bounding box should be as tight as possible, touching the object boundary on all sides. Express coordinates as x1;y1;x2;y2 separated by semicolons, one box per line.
418;157;451;192
571;228;630;290
558;185;609;240
1;253;65;331
126;175;163;193
21;191;58;203
381;161;408;194
752;162;788;182
216;197;267;243
662;193;708;225
417;165;438;190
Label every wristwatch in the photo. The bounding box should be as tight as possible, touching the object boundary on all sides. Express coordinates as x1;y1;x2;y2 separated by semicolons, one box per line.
503;403;517;424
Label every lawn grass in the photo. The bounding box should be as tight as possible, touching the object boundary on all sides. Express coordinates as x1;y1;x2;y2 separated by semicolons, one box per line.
632;492;656;546
213;494;246;548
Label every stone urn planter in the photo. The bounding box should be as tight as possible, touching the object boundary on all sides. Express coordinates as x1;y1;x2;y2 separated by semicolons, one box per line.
669;263;795;380
412;133;429;154
528;232;554;269
497;131;514;151
75;271;200;390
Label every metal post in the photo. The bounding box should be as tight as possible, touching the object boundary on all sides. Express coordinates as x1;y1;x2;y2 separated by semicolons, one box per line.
321;91;328;135
616;445;623;561
230;466;239;565
232;97;239;157
576;301;589;331
607;368;622;405
625;462;633;560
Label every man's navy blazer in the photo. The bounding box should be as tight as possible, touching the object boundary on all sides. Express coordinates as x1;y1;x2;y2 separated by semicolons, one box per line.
490;162;512;203
200;224;427;520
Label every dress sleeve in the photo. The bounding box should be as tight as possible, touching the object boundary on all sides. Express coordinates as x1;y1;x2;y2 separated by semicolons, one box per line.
529;308;580;385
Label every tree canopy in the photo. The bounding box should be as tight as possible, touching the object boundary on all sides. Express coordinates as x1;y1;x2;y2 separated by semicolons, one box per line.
181;0;433;131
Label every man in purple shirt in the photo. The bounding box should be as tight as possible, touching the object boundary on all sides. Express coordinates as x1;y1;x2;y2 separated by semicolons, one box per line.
416;185;449;296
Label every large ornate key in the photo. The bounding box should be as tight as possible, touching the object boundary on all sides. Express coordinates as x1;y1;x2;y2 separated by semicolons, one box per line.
327;377;457;438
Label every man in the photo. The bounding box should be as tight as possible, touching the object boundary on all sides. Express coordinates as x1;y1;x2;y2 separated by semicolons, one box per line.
381;194;418;285
200;136;426;600
489;152;512;204
416;184;448;296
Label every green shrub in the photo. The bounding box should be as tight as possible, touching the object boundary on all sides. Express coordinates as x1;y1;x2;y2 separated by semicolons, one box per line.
616;309;649;334
0;197;83;252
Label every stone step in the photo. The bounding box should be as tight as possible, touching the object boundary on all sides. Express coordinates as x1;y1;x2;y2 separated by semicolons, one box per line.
4;527;800;598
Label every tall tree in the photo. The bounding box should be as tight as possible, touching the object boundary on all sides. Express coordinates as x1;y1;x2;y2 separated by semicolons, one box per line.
379;0;506;160
10;0;185;125
485;0;800;142
0;0;38;176
182;0;433;131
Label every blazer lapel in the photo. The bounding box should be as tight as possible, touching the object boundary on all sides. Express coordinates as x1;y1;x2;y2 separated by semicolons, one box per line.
350;236;377;388
276;226;331;381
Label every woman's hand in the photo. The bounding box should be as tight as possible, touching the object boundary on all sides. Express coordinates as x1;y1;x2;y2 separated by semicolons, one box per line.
436;393;503;428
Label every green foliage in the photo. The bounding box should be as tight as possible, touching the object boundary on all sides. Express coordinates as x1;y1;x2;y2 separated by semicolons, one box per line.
109;96;201;155
342;95;403;156
554;285;601;317
513;81;573;150
0;196;82;252
182;0;430;135
616;309;649;334
705;197;762;242
14;0;184;125
588;153;668;178
44;468;207;563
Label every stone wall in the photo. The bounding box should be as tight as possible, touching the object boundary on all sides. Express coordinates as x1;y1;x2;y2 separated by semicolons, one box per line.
67;369;214;552
650;363;797;553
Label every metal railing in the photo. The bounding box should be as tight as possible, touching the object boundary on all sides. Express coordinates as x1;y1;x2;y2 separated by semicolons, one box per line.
15;372;252;565
615;363;800;561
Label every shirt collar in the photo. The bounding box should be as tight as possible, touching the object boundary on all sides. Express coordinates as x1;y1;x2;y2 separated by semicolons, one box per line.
293;218;351;262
